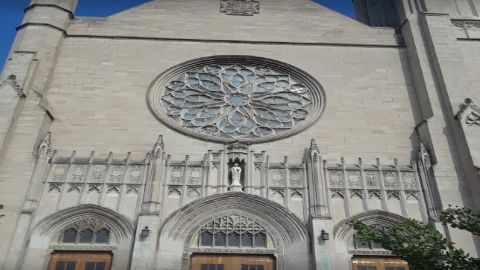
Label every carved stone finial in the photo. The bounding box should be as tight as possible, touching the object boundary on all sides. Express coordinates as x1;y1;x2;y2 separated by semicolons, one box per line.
38;132;51;156
309;139;319;152
0;74;26;97
89;151;95;161
455;98;480;127
418;143;432;169
152;135;164;159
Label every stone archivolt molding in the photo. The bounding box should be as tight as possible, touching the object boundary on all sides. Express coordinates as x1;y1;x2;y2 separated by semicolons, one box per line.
148;55;326;144
333;210;408;246
33;204;134;240
160;192;308;246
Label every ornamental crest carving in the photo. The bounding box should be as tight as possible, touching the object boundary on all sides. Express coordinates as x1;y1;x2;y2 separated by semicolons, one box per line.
220;0;260;16
148;56;326;143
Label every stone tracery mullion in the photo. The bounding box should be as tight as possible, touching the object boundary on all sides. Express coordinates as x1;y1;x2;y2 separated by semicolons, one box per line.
152;56;325;143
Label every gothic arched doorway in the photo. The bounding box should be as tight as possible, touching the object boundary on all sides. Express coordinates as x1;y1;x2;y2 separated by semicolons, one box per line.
157;192;311;270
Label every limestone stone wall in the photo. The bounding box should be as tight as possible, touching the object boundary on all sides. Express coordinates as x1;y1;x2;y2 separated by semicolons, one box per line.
47;38;418;165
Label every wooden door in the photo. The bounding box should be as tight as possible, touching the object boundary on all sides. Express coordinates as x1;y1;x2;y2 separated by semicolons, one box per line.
352;257;409;270
191;254;275;270
47;252;112;270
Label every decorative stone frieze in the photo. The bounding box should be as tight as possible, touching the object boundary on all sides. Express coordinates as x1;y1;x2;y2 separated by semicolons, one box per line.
452;19;480;29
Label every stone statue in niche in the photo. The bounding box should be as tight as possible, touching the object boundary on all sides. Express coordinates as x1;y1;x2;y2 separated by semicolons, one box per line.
229;161;244;192
231;163;242;186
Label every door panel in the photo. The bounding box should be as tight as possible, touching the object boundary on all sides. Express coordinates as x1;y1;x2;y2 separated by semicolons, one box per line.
48;252;112;270
352;257;409;270
191;254;275;270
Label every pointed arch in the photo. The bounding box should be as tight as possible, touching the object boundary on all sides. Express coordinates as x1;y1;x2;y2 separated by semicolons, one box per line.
333;210;408;243
158;192;311;270
33;204;134;240
160;192;308;248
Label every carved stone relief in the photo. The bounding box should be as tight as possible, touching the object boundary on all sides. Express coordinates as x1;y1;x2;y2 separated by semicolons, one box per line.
270;169;284;187
364;171;380;189
52;165;68;182
401;172;417;190
189;167;202;185
346;170;362;189
170;166;184;184
70;166;85;182
289;169;303;187
220;0;260;16
383;172;399;189
328;170;344;188
89;166;105;182
109;166;124;183
127;166;143;183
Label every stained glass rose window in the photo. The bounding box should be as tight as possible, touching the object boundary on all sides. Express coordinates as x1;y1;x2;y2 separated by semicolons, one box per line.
148;56;325;143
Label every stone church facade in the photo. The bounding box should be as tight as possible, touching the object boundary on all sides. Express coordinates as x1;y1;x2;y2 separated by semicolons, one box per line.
0;0;479;269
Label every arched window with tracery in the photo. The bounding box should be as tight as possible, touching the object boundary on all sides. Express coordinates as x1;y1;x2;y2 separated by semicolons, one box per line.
198;214;268;249
59;218;111;245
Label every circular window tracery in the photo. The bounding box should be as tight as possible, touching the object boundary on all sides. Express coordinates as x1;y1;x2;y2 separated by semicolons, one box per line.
148;56;326;143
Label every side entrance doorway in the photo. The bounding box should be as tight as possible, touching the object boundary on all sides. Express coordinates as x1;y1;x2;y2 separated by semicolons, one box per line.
191;254;275;270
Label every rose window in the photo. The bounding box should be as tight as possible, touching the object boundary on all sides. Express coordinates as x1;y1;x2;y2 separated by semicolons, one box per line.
148;56;325;143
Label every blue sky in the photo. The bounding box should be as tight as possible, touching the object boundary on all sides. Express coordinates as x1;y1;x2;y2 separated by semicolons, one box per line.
0;0;354;72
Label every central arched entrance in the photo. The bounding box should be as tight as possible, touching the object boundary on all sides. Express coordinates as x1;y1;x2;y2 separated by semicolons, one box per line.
157;192;311;270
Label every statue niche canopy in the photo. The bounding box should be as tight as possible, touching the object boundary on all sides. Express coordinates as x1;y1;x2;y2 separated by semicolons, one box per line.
148;56;326;143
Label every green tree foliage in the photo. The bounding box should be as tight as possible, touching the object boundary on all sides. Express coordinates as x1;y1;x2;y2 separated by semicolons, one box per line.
441;206;480;236
350;207;480;270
